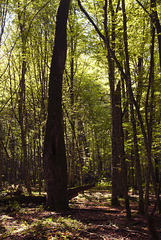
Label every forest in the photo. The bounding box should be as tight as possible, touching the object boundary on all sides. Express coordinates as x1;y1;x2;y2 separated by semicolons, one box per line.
0;0;161;239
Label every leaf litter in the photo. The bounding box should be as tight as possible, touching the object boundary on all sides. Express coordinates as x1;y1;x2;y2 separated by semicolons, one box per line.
0;190;161;239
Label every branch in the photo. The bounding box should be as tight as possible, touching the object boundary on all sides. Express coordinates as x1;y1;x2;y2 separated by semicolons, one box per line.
77;0;148;148
26;0;51;36
77;0;126;79
77;0;105;41
135;0;151;18
0;138;11;160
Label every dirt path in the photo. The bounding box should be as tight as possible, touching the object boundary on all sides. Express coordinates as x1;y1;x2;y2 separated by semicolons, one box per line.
0;190;161;239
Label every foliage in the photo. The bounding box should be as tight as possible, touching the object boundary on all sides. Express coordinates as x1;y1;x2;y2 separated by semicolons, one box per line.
95;178;112;190
0;0;161;217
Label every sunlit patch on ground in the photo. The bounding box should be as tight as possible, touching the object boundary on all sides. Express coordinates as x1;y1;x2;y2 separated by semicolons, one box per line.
0;190;160;239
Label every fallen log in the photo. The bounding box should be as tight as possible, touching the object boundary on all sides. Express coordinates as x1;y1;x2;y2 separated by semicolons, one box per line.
0;184;95;206
68;184;95;199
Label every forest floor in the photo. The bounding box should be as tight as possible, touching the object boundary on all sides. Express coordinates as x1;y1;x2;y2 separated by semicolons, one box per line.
0;189;161;239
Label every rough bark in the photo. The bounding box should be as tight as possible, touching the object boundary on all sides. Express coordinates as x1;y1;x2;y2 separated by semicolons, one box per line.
43;0;70;211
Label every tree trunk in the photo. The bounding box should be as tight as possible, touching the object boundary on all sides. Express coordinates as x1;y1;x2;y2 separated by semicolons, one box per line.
150;0;161;72
104;0;120;206
0;141;2;189
67;19;76;187
115;81;131;219
9;137;16;184
0;0;8;44
18;3;31;194
145;21;161;213
122;0;144;214
69;54;75;187
43;0;70;211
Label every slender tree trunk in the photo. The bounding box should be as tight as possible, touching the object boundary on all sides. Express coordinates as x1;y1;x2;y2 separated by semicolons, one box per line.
77;0;134;216
154;157;159;184
0;121;4;189
104;2;131;217
64;106;84;186
38;129;42;195
136;57;143;107
43;0;70;210
0;141;2;189
0;0;8;44
145;21;161;214
68;32;75;187
104;0;120;206
122;0;144;214
150;0;161;72
136;0;161;72
144;23;155;213
9;137;16;184
115;81;131;218
18;3;31;194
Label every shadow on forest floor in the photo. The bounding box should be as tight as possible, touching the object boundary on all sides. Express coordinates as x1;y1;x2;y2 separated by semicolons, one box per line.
0;190;161;239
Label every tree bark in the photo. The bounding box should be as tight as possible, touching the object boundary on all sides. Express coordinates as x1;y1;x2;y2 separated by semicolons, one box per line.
150;0;161;72
43;0;70;211
77;0;130;209
115;81;131;218
104;0;120;206
136;0;161;72
0;0;8;44
18;3;31;194
69;43;75;187
0;140;2;189
122;0;144;214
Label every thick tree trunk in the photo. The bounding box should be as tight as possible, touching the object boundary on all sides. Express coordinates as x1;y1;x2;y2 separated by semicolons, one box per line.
43;0;70;211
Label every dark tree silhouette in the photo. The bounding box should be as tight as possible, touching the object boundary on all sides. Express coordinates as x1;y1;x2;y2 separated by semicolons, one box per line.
43;0;71;210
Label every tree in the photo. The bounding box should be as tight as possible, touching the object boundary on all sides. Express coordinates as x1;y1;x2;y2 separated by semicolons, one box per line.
43;0;71;210
17;1;31;194
136;0;161;71
1;0;161;222
0;0;8;45
77;0;131;218
121;0;144;214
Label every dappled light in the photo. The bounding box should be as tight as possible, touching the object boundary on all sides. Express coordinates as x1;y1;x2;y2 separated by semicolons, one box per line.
0;0;161;239
1;189;160;239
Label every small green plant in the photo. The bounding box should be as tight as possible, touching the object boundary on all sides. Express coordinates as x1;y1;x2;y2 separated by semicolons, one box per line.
6;201;21;213
56;216;85;231
95;178;112;190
